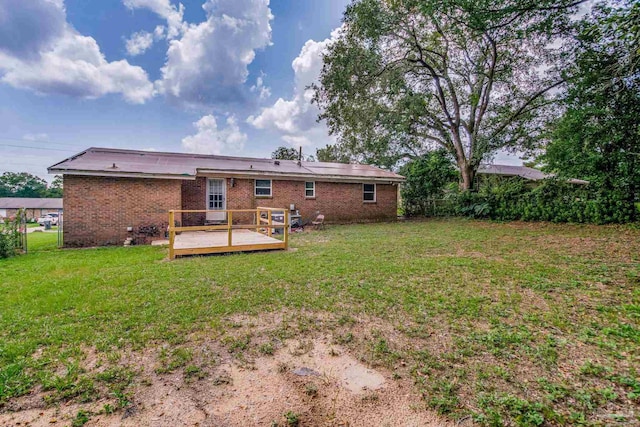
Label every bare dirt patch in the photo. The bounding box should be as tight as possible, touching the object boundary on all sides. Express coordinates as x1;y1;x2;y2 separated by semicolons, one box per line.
0;334;450;427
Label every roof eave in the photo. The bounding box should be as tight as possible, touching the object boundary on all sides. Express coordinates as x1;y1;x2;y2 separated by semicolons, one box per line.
47;169;196;181
196;168;405;183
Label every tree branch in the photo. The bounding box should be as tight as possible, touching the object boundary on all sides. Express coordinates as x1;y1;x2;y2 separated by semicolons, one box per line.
490;80;564;140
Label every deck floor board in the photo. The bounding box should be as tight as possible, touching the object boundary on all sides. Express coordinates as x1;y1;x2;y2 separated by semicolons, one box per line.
173;229;283;250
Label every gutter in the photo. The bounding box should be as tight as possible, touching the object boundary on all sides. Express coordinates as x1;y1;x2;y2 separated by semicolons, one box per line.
46;168;405;183
47;169;196;181
196;169;405;183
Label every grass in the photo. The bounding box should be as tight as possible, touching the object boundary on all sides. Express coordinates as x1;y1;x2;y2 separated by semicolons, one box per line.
1;219;639;425
25;230;59;252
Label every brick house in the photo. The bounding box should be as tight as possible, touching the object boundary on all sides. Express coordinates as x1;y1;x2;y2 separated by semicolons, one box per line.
0;198;63;220
49;147;404;247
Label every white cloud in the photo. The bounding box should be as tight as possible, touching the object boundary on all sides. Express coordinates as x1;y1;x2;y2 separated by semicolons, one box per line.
250;75;271;100
0;1;154;104
155;0;273;106
125;31;154;56
22;133;50;142
0;0;65;60
282;135;311;147
247;28;340;149
123;0;185;39
182;114;247;155
154;25;166;39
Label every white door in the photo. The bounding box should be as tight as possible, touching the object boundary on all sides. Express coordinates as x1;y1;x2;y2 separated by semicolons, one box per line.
206;179;226;221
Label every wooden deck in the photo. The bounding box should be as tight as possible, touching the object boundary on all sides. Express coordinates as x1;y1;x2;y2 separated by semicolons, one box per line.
173;230;285;256
168;207;289;259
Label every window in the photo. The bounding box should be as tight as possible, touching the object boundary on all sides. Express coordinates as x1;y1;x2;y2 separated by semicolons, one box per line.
305;181;315;198
363;183;376;202
255;179;272;197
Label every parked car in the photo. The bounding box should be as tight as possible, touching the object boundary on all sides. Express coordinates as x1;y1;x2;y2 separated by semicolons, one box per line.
37;213;61;226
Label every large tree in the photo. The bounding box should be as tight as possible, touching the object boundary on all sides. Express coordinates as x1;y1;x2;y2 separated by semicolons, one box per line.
0;172;48;198
543;2;639;220
314;0;584;189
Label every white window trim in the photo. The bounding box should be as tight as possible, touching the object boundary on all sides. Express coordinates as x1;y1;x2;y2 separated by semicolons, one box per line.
255;179;272;197
305;181;315;198
363;183;376;203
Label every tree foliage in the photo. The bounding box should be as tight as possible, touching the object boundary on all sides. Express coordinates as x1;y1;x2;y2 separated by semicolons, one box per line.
0;172;62;198
314;0;583;188
271;146;299;160
315;144;352;163
457;178;636;224
399;149;457;215
0;172;48;198
47;175;63;198
543;2;639;220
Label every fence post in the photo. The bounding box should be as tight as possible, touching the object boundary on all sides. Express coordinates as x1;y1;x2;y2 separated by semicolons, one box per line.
284;210;289;250
267;210;272;237
227;211;233;247
168;210;175;260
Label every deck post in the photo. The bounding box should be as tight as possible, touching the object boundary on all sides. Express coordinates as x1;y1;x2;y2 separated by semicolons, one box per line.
284;210;289;250
227;211;233;247
267;210;272;237
168;210;175;260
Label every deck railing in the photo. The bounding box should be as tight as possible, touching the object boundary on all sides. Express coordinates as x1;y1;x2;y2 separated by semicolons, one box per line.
168;207;289;259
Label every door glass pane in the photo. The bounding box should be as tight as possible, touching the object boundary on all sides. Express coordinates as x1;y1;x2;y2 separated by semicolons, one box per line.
208;180;224;210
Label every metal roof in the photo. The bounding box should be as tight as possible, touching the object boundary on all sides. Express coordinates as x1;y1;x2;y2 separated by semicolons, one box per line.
477;164;589;184
48;147;405;182
0;198;63;209
478;164;550;180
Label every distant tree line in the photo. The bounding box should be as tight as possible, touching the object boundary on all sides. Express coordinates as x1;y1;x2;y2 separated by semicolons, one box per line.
0;172;63;198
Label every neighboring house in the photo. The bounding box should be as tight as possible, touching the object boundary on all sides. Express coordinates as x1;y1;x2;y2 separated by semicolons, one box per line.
0;198;63;220
48;147;404;247
476;164;589;186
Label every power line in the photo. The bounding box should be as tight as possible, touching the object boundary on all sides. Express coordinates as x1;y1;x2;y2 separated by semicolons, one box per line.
0;136;86;148
0;143;77;152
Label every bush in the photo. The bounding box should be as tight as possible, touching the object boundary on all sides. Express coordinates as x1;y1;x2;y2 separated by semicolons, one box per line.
400;150;458;216
452;178;636;224
0;210;25;258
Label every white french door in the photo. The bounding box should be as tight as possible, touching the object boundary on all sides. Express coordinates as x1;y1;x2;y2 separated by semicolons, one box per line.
206;179;226;221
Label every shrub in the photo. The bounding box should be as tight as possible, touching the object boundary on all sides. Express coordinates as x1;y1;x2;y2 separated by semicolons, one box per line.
0;210;25;258
452;178;637;224
400;150;458;216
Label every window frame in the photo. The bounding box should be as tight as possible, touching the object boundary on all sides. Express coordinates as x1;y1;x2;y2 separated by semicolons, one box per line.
363;183;376;203
254;179;272;197
304;181;315;198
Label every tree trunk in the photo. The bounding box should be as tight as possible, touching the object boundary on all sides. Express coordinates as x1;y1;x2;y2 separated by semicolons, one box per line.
459;162;475;191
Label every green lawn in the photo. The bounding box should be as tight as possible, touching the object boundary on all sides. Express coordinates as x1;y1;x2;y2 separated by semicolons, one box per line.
1;220;639;425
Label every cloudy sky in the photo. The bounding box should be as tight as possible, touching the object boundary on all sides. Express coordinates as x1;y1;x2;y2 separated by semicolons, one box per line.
0;0;521;181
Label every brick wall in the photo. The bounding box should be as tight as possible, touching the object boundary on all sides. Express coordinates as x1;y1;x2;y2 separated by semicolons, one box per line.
181;177;206;226
63;175;181;247
183;176;398;224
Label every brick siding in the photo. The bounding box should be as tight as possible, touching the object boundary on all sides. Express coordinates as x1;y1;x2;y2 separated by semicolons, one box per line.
181;177;207;226
182;177;398;224
64;175;398;247
63;175;181;247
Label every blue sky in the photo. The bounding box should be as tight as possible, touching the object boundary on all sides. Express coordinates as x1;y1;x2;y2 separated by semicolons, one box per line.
0;0;521;182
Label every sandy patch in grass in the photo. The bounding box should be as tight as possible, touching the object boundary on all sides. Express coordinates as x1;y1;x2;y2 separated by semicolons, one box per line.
0;334;450;427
